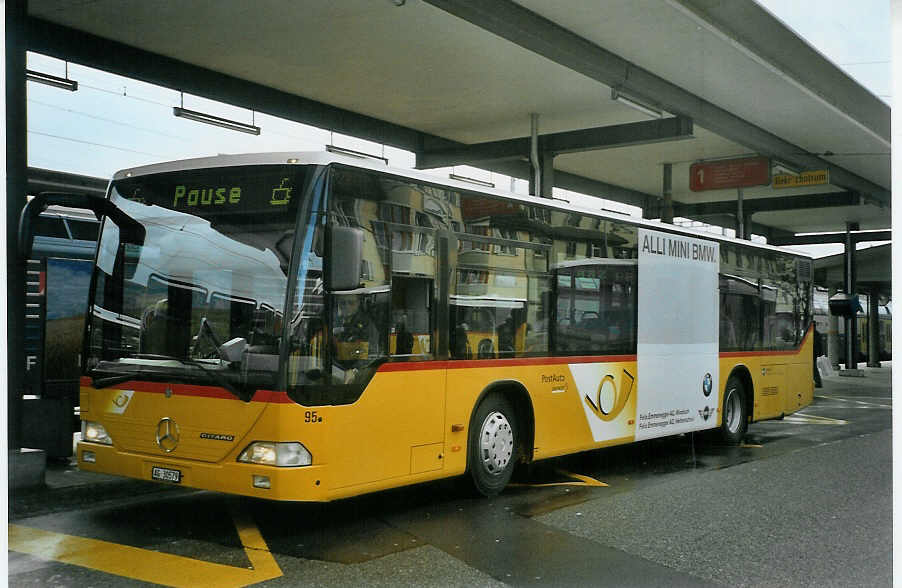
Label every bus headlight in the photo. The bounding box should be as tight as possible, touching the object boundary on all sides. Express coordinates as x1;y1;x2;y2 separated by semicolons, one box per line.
82;421;112;445
237;442;312;467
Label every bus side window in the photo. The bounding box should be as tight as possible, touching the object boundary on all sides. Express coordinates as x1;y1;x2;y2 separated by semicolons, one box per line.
390;277;432;360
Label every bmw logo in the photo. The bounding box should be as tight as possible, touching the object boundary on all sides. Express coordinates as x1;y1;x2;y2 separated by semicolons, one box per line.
702;373;713;397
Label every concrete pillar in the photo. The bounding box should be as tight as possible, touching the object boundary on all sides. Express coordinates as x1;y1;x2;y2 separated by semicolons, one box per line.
661;163;673;224
736;188;744;239
7;0;28;450
867;288;881;368
827;285;841;370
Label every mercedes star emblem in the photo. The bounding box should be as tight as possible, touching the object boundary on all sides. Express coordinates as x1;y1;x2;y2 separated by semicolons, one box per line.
155;417;180;453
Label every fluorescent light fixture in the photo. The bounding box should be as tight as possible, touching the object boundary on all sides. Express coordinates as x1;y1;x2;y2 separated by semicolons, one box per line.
449;173;495;188
26;69;78;91
326;144;389;164
611;88;662;118
173;106;261;135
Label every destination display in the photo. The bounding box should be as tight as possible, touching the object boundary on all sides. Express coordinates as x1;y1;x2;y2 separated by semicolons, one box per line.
113;165;305;216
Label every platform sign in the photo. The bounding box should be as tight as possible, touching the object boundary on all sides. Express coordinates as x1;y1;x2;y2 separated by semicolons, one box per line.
689;156;770;192
773;169;829;189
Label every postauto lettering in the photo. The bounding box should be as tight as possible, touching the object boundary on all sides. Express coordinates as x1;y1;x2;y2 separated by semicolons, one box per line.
172;185;242;207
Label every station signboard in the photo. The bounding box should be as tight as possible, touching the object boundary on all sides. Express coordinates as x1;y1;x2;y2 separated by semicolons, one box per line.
773;169;829;189
689;156;770;192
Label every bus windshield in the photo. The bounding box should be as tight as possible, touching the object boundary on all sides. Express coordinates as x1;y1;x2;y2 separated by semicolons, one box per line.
85;165;314;398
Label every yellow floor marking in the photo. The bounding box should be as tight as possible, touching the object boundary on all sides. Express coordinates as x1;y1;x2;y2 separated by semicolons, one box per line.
510;469;608;488
740;443;763;448
228;499;282;580
783;413;848;426
815;395;891;409
9;504;282;588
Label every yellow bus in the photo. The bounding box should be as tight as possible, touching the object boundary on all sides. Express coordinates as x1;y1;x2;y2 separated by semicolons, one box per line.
66;151;813;500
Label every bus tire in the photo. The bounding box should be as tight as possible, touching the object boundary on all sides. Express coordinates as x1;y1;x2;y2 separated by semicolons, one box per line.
468;394;518;497
720;375;748;445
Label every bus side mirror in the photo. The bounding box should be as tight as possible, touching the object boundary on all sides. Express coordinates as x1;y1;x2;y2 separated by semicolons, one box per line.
19;192;106;259
828;292;861;317
326;226;363;291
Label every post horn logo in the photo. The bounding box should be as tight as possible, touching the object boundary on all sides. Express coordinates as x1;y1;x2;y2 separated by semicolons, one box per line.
584;369;635;422
155;417;180;453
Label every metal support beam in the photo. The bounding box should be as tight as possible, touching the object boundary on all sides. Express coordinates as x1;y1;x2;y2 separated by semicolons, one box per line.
487;159;649;209
417;116;693;169
867;288;881;368
421;0;890;206
646;191;861;219
27;167;108;197
7;0;28;451
844;222;858;370
827;286;840;369
540;151;555;198
661;163;673;224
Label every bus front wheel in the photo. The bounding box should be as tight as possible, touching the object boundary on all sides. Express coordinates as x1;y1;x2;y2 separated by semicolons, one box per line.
468;394;519;497
720;375;748;445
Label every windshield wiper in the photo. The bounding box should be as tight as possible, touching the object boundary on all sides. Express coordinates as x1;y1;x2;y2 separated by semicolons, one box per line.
90;354;253;402
176;356;253;403
91;372;140;389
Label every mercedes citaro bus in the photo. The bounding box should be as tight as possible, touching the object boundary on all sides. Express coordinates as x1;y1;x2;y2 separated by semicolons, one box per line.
26;151;813;500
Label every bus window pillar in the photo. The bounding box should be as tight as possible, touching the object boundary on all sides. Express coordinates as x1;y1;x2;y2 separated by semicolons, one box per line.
867;287;881;368
827;285;841;370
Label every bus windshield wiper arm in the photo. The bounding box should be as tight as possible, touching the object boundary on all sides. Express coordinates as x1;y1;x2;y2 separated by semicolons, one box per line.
91;372;140;389
90;355;252;402
176;357;253;403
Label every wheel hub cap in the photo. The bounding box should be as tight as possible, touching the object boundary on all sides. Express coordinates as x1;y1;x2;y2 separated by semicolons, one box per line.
479;411;513;474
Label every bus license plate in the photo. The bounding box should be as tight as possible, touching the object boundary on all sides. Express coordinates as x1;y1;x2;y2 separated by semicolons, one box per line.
151;466;181;483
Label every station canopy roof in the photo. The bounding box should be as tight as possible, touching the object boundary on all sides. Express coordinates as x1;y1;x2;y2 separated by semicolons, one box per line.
26;0;890;238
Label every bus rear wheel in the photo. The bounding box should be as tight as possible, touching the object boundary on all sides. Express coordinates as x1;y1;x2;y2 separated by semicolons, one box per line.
720;375;748;445
468;394;518;497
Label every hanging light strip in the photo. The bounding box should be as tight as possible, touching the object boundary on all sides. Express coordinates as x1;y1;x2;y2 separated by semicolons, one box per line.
172;106;261;135
26;69;78;91
325;144;388;165
611;88;662;118
449;173;495;188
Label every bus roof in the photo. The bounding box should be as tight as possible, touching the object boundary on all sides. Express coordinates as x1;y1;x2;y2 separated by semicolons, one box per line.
113;151;812;260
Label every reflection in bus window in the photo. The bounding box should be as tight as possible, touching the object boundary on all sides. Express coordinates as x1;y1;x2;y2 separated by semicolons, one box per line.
554;259;637;356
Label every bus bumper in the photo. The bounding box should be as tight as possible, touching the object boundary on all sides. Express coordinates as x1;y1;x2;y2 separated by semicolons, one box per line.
76;441;329;501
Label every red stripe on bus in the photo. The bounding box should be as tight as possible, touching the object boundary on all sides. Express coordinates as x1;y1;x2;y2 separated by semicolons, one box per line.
377;355;637;372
